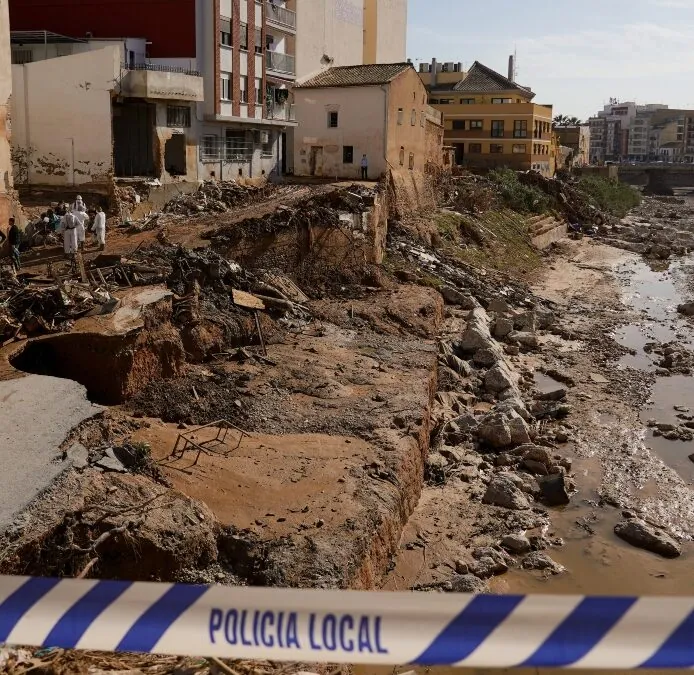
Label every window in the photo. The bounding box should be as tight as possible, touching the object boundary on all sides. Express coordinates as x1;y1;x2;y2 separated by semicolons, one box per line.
240;22;248;50
255;78;263;106
167;105;191;127
255;28;263;54
409;152;415;170
460;98;475;104
429;98;439;104
11;49;33;64
399;146;405;165
328;111;339;128
469;143;482;153
513;120;528;138
221;72;231;100
202;135;218;161
220;17;232;46
492;98;512;104
226;131;250;160
452;120;466;130
240;76;248;103
343;146;354;164
411;109;416;126
397;108;404;125
491;120;504;137
512;144;526;154
490;144;504;153
262;132;273;157
438;98;453;104
470;120;483;129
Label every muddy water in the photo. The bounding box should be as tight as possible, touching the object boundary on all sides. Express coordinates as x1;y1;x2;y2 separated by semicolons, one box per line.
613;256;694;481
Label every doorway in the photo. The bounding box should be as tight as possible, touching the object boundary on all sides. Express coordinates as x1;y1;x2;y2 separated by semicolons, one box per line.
281;132;287;175
164;134;186;176
112;100;156;177
309;146;323;176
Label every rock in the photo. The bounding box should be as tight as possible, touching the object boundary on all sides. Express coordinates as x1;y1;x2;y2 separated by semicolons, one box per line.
440;447;467;464
483;476;530;510
521;551;565;574
523;458;549;475
67;443;89;470
504;344;520;356
457;308;494;353
538;474;570;506
677;302;694;316
507;331;540;349
614;520;681;558
537;387;567;401
508;416;531;445
494;317;515;339
689;453;694;464
515;311;537;332
488;298;511;314
473;348;501;367
470;547;511;578
441;286;478;308
519;445;553;466
555;431;570;444
95;452;127;473
528;535;551;551
656;422;676;432
443;353;472;377
589;373;609;384
531;401;572;419
501;533;532;554
455;560;469;574
448;574;488;593
427;452;448;471
112;445;139;468
451;412;478;431
477;411;512;448
650;243;672;259
485;362;517;394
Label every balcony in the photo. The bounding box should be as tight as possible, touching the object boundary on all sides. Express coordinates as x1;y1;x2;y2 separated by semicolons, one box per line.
266;2;296;32
121;63;204;102
266;51;295;76
267;103;296;121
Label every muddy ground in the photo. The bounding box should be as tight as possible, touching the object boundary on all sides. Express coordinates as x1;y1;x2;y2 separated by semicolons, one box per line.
3;182;694;674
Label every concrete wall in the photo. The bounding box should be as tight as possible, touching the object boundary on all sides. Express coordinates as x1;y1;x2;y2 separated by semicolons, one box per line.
363;0;407;64
295;0;364;80
293;85;386;178
0;0;14;235
11;45;120;186
121;70;204;102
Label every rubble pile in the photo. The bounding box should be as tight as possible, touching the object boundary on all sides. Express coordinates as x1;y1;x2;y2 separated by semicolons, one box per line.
162;181;276;215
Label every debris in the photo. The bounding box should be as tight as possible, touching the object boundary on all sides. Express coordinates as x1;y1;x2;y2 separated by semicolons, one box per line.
521;551;565;574
614;520;681;558
483;475;531;510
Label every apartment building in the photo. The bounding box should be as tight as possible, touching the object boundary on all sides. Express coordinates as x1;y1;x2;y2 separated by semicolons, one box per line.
423;60;554;176
9;0;299;180
363;0;408;65
554;126;590;167
0;0;15;237
626;108;694;162
293;63;442;179
418;59;467;89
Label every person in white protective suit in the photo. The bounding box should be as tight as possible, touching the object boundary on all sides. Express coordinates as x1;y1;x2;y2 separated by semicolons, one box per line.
73;203;89;250
92;206;106;250
61;209;78;255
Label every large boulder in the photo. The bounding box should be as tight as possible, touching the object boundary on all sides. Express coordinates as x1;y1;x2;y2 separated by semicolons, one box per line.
494;317;515;339
508;416;531;445
483;476;531;510
501;533;532;554
614;520;681;558
457;308;494;354
477;411;512;448
508;331;540;350
538;474;570;506
441;286;479;309
677;302;694;317
485;362;518;394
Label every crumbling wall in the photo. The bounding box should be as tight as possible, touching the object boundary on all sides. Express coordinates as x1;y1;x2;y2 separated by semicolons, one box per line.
388;168;437;220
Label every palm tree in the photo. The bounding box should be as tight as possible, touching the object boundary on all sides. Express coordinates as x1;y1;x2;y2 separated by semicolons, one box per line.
553;114;569;128
567;116;582;126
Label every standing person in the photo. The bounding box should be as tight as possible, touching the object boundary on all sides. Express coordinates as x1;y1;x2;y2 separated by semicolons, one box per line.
7;218;21;272
61;209;78;256
92;206;106;251
360;154;369;180
73;204;87;250
47;208;60;232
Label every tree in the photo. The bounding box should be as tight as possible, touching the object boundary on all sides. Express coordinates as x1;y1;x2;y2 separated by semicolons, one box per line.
553;114;582;128
567;116;582;126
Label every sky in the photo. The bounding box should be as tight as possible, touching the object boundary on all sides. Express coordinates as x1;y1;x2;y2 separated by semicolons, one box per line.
406;0;694;120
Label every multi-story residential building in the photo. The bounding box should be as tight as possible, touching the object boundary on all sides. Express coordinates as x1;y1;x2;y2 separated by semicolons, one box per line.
293;63;443;179
422;60;554;176
0;0;15;238
9;0;300;180
363;0;408;65
554;125;590;167
418;59;467;89
626;107;694;162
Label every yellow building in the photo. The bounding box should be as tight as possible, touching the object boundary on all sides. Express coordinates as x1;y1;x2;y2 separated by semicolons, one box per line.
424;61;554;176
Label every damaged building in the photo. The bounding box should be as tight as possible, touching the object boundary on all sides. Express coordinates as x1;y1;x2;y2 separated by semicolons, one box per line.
10;33;204;186
0;0;17;239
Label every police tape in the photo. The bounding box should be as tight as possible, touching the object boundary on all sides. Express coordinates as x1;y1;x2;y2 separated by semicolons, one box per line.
0;575;692;668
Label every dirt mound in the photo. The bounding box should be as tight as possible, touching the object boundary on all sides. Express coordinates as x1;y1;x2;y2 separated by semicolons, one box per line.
162;180;275;215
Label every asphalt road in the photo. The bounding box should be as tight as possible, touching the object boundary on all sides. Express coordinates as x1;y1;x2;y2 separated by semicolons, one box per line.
0;375;102;530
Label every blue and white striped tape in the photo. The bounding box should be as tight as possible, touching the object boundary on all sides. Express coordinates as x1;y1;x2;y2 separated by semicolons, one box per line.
0;576;692;668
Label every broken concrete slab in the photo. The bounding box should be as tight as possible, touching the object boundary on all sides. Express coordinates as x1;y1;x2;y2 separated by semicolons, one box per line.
66;443;89;470
0;375;102;531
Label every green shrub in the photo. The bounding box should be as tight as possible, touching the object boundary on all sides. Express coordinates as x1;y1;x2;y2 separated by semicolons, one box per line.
576;176;641;217
488;168;549;214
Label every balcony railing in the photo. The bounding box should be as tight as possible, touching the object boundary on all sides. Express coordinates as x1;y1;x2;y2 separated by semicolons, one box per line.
266;2;296;30
266;51;295;75
267;103;295;121
122;62;201;77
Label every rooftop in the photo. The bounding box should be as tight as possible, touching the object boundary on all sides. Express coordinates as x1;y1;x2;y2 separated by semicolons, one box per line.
295;63;413;88
452;61;535;99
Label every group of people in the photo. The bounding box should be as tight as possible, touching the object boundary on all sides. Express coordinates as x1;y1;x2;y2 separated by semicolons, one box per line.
48;196;106;256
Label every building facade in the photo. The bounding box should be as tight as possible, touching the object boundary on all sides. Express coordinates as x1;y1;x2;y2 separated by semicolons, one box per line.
554;125;590;167
293;63;442;179
423;60;554;176
363;0;407;65
9;0;299;181
0;0;14;238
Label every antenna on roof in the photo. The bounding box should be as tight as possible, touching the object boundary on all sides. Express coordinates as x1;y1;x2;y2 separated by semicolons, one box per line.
513;46;518;81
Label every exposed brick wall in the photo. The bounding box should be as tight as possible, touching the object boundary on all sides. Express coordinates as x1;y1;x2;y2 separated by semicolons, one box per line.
214;0;221;116
247;0;256;117
260;4;267;119
232;0;241;117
